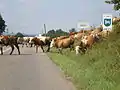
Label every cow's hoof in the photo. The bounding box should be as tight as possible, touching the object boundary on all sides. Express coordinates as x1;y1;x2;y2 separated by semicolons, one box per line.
46;50;50;52
1;53;3;55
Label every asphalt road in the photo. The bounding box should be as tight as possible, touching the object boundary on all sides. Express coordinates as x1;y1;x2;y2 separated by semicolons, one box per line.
0;46;76;90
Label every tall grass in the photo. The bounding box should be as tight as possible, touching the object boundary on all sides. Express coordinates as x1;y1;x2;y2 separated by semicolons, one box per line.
48;23;120;90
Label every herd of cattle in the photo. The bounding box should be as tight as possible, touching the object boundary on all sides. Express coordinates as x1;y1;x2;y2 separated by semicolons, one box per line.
0;35;52;55
0;17;119;55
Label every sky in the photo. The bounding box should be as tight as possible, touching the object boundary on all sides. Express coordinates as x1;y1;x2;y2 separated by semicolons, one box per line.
0;0;119;34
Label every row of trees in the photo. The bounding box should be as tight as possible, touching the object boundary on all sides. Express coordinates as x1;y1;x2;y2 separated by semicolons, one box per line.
15;28;76;38
42;28;76;38
15;28;77;38
42;29;69;38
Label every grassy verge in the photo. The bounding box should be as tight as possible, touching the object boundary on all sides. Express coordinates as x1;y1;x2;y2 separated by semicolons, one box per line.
47;24;120;90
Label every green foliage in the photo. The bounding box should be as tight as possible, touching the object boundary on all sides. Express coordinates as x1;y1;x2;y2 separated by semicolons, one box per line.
105;0;120;11
42;29;69;38
69;28;76;33
48;23;120;90
15;32;24;37
0;14;6;35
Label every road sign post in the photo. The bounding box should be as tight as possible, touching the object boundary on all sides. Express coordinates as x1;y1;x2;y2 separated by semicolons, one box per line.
103;14;112;30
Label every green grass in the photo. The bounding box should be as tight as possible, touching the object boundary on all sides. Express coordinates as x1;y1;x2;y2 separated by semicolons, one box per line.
47;23;120;90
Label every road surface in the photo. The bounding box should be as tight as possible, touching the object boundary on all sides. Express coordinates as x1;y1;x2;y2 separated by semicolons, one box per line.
0;46;76;90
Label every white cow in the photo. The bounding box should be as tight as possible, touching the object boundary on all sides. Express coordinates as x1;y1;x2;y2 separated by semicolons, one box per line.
28;37;35;47
36;36;51;44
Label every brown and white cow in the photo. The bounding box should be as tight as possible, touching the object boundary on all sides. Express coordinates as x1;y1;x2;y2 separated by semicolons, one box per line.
50;36;74;54
17;36;35;48
74;32;85;40
31;36;52;53
22;37;30;47
57;36;69;40
81;33;100;48
75;33;100;55
0;35;20;55
112;17;120;24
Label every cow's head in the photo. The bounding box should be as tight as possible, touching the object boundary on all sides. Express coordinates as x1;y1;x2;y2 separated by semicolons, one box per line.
31;37;37;43
50;38;57;48
29;38;34;44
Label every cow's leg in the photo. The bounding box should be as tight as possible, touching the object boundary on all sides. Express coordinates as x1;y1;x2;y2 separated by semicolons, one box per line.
10;45;14;55
69;45;74;51
26;43;28;47
0;46;3;55
58;48;60;53
22;43;24;48
58;48;63;54
46;44;50;52
79;47;86;54
72;45;74;51
40;45;44;52
36;45;39;53
29;43;31;48
15;44;20;55
46;46;50;52
27;43;29;47
30;43;33;48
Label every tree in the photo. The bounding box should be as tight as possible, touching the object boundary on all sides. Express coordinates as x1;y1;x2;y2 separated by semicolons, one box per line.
69;28;76;33
47;29;55;34
15;32;24;37
56;29;63;33
0;14;6;35
42;29;69;38
105;0;120;11
56;29;69;37
42;29;56;37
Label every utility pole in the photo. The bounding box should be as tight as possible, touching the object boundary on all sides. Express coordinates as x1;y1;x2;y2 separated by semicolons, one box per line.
41;28;43;35
44;24;46;36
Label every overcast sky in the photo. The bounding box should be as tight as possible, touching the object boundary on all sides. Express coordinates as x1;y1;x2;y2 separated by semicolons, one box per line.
0;0;118;34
